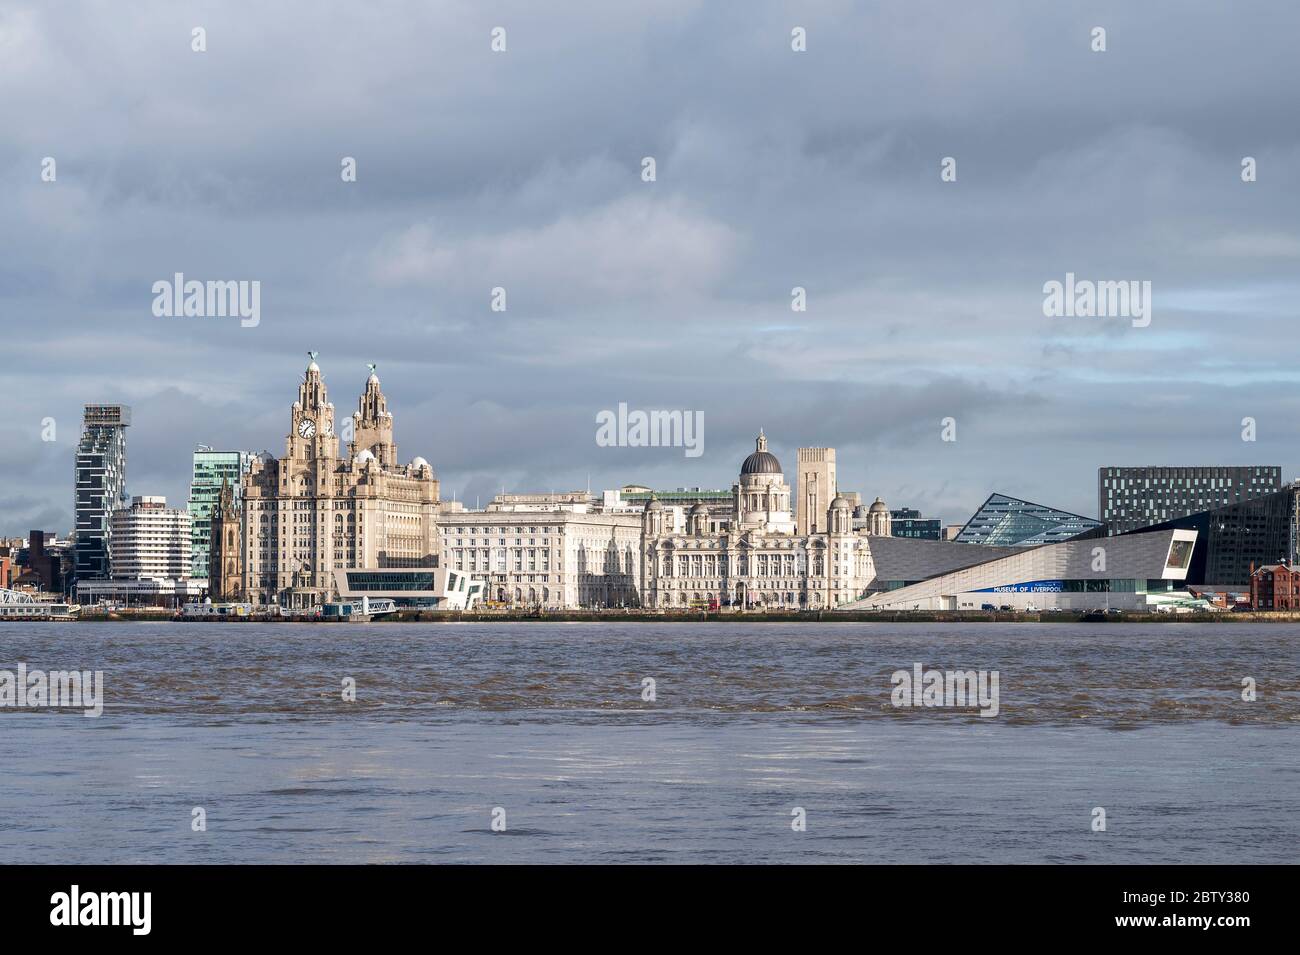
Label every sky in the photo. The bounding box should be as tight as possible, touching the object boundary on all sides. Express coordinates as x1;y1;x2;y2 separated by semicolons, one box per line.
3;0;1300;536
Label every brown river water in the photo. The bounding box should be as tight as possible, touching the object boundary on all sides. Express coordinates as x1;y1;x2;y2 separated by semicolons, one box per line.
1;621;1296;863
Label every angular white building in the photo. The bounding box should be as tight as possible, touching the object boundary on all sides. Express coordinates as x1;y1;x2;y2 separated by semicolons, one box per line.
843;528;1198;612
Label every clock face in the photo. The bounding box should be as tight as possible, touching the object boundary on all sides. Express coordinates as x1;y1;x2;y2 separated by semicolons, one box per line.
298;418;316;438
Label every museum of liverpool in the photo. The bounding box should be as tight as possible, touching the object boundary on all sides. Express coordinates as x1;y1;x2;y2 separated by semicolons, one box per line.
842;528;1199;612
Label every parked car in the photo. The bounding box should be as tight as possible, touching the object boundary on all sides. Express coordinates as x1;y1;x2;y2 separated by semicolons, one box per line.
981;603;996;611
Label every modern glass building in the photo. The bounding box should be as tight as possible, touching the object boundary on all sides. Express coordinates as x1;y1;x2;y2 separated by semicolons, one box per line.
330;566;480;611
889;508;942;540
953;493;1102;547
187;448;252;579
74;404;131;581
1099;465;1282;536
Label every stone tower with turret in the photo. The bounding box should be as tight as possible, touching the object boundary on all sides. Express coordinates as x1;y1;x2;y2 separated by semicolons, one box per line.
208;476;243;601
350;366;397;468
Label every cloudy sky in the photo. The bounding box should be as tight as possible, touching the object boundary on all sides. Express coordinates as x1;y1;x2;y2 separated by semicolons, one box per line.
3;0;1300;536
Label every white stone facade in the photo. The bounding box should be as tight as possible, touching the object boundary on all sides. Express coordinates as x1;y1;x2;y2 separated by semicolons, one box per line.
439;510;641;608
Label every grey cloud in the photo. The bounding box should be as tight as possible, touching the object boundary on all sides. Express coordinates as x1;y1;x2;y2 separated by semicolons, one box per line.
3;1;1300;535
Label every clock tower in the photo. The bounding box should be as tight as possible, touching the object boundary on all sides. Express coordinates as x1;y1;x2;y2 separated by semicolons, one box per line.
287;352;339;465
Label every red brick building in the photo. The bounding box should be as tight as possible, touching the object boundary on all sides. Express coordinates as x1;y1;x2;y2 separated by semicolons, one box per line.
1249;560;1300;610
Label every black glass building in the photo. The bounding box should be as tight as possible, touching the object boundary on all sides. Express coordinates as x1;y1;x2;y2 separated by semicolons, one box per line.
74;404;131;582
889;508;942;540
1099;465;1282;536
1118;486;1296;586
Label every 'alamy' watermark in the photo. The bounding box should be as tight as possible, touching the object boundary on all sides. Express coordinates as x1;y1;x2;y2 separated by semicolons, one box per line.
1043;272;1151;328
596;403;703;458
152;273;260;327
890;663;999;717
50;886;150;935
0;663;103;717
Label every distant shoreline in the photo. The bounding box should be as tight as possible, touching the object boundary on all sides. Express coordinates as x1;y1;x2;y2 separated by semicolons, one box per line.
26;609;1300;624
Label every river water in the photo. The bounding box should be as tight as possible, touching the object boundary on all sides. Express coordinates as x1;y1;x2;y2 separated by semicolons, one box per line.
1;622;1296;863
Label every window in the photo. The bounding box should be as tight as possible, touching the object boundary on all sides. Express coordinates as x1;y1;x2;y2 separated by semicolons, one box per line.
1164;539;1194;572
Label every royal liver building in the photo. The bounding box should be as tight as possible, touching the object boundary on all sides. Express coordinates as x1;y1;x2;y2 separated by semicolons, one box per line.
240;355;441;608
639;432;886;609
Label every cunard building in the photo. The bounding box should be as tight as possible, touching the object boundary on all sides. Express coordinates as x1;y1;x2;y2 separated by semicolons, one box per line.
639;432;882;609
240;355;442;608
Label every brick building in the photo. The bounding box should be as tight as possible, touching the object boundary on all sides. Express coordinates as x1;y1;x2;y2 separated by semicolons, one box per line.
1249;560;1300;610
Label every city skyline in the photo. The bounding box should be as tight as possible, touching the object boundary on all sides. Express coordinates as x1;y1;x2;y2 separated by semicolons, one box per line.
2;1;1296;884
4;351;1297;539
6;2;1300;536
